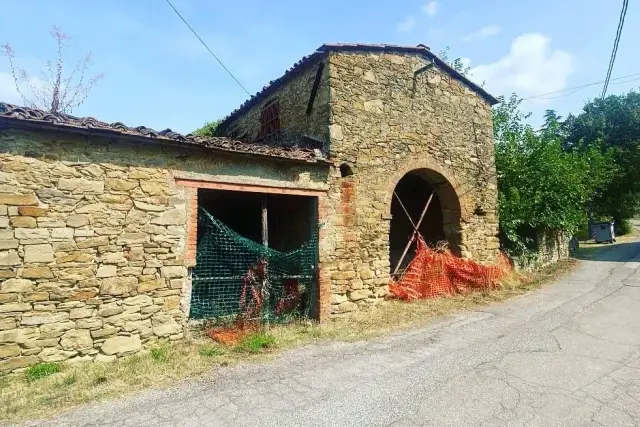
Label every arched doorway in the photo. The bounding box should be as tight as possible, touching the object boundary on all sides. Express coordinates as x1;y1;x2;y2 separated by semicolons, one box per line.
389;169;462;276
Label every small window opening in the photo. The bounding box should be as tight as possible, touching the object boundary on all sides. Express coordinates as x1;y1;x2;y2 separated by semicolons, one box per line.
340;163;354;178
260;100;281;140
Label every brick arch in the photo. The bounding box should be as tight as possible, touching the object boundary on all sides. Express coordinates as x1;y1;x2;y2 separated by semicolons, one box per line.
384;157;472;222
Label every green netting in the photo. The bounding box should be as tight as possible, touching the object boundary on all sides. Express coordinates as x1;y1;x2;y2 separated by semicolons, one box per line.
190;208;318;324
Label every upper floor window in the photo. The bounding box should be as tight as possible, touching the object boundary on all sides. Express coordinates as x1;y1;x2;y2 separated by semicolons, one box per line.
260;100;281;140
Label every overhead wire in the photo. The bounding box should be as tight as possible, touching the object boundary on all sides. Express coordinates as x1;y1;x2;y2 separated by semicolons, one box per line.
520;72;640;102
164;0;252;97
601;0;629;98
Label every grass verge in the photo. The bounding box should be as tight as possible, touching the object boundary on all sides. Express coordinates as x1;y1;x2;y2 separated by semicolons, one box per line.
0;259;576;423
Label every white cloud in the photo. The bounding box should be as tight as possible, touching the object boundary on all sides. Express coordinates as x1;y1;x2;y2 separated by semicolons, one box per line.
462;25;501;42
397;16;417;32
469;33;574;101
422;1;438;17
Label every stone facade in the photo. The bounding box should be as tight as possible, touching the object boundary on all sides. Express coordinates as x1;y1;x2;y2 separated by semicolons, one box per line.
220;57;331;148
220;47;500;316
0;128;327;372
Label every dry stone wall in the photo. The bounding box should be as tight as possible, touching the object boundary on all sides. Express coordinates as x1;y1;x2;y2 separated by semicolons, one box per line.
0;129;328;372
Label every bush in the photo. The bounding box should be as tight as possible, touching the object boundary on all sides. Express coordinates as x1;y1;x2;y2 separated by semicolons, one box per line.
234;333;276;354
615;219;634;236
25;363;61;382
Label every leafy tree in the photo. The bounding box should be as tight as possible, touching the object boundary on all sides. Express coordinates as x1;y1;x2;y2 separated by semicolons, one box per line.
563;92;640;225
493;94;614;254
192;120;221;137
1;26;104;114
438;46;471;76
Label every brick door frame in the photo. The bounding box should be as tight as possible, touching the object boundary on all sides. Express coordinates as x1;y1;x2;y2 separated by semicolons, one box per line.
174;178;331;322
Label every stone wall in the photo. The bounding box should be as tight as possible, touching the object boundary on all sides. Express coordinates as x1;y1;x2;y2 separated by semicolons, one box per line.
0;129;329;372
323;51;500;314
220;55;331;147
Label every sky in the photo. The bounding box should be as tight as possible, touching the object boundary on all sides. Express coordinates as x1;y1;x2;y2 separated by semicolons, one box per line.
0;0;638;134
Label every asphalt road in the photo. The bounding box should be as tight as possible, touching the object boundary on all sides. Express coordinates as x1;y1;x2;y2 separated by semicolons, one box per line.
23;239;640;427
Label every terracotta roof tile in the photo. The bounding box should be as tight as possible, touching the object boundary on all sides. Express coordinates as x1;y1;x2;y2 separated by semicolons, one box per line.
0;103;327;163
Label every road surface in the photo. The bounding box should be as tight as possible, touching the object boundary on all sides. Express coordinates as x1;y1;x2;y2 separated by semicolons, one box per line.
23;240;640;427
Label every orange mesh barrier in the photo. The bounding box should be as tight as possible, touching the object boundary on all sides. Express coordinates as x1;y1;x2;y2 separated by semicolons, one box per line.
389;237;511;301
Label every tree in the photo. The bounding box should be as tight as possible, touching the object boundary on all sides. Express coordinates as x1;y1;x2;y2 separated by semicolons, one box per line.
438;46;471;76
563;92;640;225
1;25;104;114
493;94;614;254
192;120;221;137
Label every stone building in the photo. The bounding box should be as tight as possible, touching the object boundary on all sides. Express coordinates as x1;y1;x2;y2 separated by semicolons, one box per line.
0;43;499;371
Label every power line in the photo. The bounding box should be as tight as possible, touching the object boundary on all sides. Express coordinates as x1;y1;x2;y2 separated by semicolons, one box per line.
601;0;629;98
164;0;251;96
520;72;640;102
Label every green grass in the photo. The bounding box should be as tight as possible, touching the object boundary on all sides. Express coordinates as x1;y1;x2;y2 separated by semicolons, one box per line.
150;347;168;362
234;333;276;354
198;346;225;357
25;363;61;382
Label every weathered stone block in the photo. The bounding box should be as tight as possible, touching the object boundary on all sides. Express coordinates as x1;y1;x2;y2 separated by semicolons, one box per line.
22;266;54;279
0;303;31;313
152;314;181;337
76;317;103;329
96;265;117;278
75;203;106;214
91;326;117;339
140;181;166;196
0;278;34;293
15;228;49;240
0;239;18;250
98;303;123;317
76;236;109;249
0;250;21;266
133;201;166;212
66;214;89;228
24;292;49;302
21;312;69;326
150;208;185;226
0;327;38;344
101;334;141;356
116;233;148;245
0;194;38;206
0;318;16;330
60;329;93;351
39;347;77;362
0;355;38;372
100;276;138;296
40;321;75;338
160;266;184;279
69;307;93;319
106;179;138;192
17;206;47;217
51;228;75;240
0;343;21;358
24;244;54;263
58;178;104;193
10;216;36;228
0;293;17;302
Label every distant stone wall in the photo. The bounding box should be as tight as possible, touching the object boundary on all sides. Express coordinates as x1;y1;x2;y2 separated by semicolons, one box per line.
322;51;500;315
220;55;331;147
0;129;329;372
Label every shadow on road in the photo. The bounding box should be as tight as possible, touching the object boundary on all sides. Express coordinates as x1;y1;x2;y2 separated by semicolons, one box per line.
575;240;640;262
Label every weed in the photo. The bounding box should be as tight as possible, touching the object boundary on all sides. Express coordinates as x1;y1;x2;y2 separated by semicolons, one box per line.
198;346;225;357
61;372;77;386
235;333;276;353
94;375;108;385
150;347;168;362
25;363;61;382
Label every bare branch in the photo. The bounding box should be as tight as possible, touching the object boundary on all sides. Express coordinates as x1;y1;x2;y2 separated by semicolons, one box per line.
1;25;103;113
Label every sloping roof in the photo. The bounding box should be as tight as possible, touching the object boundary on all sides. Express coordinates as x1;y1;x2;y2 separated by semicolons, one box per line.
218;43;498;131
0;103;327;163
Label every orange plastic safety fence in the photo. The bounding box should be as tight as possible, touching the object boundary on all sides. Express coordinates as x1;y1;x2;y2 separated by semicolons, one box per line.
389;236;511;301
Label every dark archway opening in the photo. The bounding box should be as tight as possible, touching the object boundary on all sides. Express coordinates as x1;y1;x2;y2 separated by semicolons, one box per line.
389;170;462;277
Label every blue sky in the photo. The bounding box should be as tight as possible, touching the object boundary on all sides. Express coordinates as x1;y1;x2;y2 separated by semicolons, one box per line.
1;0;638;133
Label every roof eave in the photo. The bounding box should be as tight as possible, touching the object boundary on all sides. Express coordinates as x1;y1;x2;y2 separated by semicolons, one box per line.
0;117;331;166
